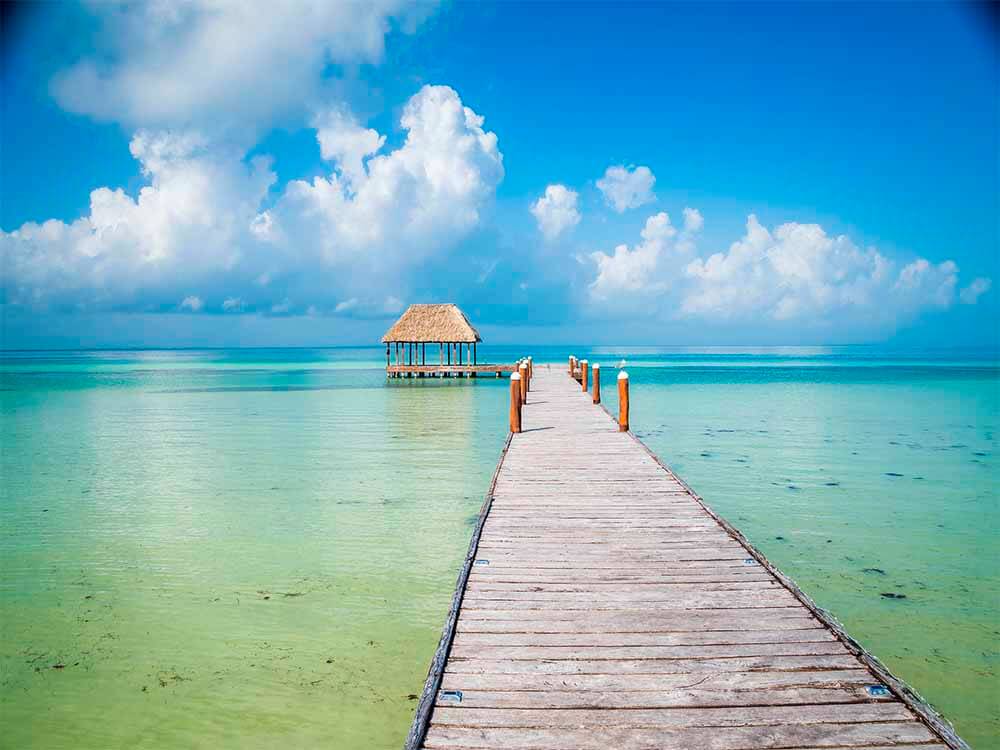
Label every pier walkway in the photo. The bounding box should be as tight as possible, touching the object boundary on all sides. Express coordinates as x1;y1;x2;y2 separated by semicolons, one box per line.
407;366;963;749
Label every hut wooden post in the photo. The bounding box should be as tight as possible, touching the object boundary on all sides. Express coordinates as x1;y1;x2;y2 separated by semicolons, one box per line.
385;344;390;371
592;363;601;404
519;362;528;405
618;371;630;432
581;359;589;392
473;342;477;365
509;373;522;433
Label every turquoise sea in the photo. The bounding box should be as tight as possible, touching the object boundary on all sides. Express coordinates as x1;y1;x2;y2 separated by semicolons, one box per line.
1;347;997;747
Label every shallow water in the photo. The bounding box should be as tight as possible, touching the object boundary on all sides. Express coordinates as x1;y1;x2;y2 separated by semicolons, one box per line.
1;347;997;747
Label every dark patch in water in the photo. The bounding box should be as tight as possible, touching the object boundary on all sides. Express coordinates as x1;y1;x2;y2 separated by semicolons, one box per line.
700;452;713;458
880;592;907;600
863;567;887;575
787;485;799;490
885;472;904;477
973;451;989;457
824;482;840;487
775;536;785;541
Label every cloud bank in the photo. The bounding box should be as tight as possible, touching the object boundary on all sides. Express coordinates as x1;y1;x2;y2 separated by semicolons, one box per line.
2;85;503;316
588;211;987;330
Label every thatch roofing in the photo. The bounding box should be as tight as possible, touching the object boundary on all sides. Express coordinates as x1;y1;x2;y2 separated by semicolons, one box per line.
381;304;482;343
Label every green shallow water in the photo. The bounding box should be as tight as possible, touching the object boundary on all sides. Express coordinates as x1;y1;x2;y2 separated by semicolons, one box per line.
1;347;997;747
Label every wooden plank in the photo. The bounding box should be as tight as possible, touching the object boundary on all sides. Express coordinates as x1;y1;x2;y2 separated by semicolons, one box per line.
452;628;836;647
429;702;915;728
447;641;850;661
439;669;873;692
432;685;893;710
406;366;964;750
444;654;861;674
422;722;937;749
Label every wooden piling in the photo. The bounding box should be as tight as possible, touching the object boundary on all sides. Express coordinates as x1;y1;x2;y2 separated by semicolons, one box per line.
509;372;522;433
568;355;574;376
518;361;528;405
580;359;589;392
592;362;601;403
618;370;629;432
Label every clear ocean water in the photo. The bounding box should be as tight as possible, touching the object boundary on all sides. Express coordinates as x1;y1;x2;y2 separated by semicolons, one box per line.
1;347;997;747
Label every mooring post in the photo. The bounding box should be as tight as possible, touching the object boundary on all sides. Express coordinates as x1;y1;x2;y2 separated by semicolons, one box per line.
581;359;589;392
618;370;629;432
593;363;601;404
522;359;530;392
518;361;528;405
528;356;533;380
568;355;575;376
509;372;522;433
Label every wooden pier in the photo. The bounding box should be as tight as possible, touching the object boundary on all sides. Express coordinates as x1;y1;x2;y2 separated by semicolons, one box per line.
406;365;966;750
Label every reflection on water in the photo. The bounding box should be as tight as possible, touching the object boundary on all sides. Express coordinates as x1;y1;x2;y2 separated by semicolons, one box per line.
1;347;996;747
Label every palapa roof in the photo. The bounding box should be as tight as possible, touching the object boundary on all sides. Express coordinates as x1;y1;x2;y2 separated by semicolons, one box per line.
381;304;482;344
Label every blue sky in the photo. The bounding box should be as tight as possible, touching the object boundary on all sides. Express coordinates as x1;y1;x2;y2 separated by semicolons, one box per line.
1;1;997;348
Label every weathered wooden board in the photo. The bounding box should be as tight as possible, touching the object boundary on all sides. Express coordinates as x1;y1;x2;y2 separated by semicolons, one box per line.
407;367;963;750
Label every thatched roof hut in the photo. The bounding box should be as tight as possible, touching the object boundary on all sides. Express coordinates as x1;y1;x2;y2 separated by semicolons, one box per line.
381;304;481;344
382;304;483;372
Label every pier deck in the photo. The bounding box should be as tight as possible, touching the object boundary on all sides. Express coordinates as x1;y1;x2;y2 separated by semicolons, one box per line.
407;366;963;749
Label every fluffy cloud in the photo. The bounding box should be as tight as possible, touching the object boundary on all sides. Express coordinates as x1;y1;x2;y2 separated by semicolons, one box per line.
1;86;503;314
530;184;581;240
180;296;204;312
590;212;680;299
2;130;275;311
596;165;656;213
51;0;433;136
589;211;988;328
960;277;992;305
268;85;503;271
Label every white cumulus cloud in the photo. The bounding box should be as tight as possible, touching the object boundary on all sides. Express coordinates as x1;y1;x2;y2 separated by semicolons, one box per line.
269;85;504;272
51;0;434;136
959;277;992;305
1;86;504;313
596;165;656;213
530;184;581;240
180;296;204;312
590;212;679;299
1;130;275;310
588;211;987;330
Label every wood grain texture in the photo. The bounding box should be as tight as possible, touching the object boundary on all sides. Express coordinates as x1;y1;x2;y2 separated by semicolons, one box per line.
405;367;964;749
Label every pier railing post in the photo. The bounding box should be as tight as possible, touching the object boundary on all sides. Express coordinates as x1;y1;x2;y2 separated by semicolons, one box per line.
518;361;528;405
581;360;588;392
522;359;530;392
618;371;629;432
568;355;574;376
593;363;601;404
510;372;522;433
